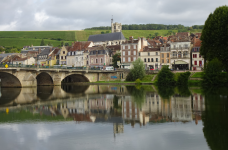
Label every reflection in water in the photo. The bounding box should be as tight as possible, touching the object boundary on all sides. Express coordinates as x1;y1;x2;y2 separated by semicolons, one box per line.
0;88;21;106
202;87;228;150
0;85;228;149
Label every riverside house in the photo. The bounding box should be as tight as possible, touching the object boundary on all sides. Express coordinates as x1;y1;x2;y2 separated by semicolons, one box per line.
192;39;203;70
120;37;147;69
67;41;94;67
169;35;192;70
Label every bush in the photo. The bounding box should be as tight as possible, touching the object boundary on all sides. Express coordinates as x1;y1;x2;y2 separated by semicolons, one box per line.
203;58;227;85
126;58;145;81
135;79;141;84
157;66;176;86
177;71;191;86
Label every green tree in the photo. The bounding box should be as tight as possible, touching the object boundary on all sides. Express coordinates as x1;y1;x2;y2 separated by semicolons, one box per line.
112;53;121;68
101;31;105;34
155;32;159;37
203;58;227;85
200;6;228;71
126;58;145;81
177;71;191;86
157;66;176;86
40;39;45;46
65;43;69;46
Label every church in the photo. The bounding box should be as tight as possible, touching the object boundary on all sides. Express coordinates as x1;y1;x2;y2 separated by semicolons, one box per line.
87;19;125;46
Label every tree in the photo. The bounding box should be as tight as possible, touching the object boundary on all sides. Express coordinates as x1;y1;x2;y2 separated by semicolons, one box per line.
61;41;64;46
40;39;45;46
112;53;121;68
155;32;159;37
200;6;228;71
126;58;145;81
65;43;69;46
157;66;176;86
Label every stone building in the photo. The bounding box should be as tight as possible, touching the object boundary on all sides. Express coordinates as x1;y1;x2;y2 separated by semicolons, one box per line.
120;37;147;69
111;18;122;33
88;46;111;69
169;35;192;70
67;41;94;67
192;38;204;71
139;46;160;70
160;43;171;68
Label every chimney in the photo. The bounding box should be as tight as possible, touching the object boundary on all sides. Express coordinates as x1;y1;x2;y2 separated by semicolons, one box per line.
38;48;41;54
141;37;144;50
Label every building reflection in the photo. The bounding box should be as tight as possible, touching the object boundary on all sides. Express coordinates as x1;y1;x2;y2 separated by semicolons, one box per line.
0;85;206;137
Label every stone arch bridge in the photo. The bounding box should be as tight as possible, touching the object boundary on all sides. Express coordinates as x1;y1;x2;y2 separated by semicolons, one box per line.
0;68;128;87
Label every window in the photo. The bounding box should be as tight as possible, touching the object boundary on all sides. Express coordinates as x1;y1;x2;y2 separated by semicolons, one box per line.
123;51;125;56
183;51;188;57
65;56;66;59
156;52;158;55
167;59;169;63
133;57;136;61
148;58;150;62
167;53;169;57
151;58;153;62
139;52;140;56
91;58;94;64
68;52;70;55
101;58;103;63
128;57;131;62
156;58;158;62
134;51;136;55
123;57;125;62
134;45;136;49
178;51;181;58
61;56;63;59
199;54;201;58
144;58;146;62
128;45;130;49
162;59;164;63
148;52;150;56
194;61;197;65
123;46;125;50
128;51;131;55
96;59;98;63
162;54;164;58
173;52;177;57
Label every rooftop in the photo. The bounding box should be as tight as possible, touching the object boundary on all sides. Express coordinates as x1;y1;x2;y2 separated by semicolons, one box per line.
88;32;125;42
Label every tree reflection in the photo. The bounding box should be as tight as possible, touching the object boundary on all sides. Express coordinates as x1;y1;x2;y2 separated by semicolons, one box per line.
202;87;228;150
177;85;191;97
157;86;175;99
126;85;146;108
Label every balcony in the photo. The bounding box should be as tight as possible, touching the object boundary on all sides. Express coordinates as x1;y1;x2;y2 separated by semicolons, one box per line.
171;47;190;50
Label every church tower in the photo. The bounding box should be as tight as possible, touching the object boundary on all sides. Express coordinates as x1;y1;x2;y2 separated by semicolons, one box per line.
111;17;122;33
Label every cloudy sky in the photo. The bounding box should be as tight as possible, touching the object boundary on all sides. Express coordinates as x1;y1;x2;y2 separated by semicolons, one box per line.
0;0;228;31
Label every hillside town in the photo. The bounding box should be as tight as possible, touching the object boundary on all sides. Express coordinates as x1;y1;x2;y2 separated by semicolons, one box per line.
0;19;203;71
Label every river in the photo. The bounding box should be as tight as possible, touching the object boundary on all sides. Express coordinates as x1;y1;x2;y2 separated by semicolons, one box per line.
0;85;227;150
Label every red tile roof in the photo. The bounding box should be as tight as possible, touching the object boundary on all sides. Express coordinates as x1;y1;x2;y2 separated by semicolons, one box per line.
141;46;160;52
68;41;92;52
194;39;202;47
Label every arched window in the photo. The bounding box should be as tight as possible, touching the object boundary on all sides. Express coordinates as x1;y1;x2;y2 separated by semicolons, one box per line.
178;51;182;58
96;59;98;63
173;52;177;57
91;58;93;64
101;58;103;63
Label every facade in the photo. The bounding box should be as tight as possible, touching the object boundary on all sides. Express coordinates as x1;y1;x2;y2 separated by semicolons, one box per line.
88;32;125;46
37;47;53;65
111;20;122;33
88;46;111;69
106;45;121;66
160;44;171;68
12;56;35;65
120;37;147;69
59;46;70;65
192;39;204;70
169;36;192;70
46;48;60;66
67;41;93;67
140;46;160;70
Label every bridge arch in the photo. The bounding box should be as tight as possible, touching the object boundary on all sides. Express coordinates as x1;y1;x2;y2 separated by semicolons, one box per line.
62;74;90;83
0;72;22;87
36;72;54;86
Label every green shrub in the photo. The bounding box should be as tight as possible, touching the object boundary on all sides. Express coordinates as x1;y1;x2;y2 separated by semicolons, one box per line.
203;58;228;85
135;79;141;84
157;66;176;86
126;58;145;81
177;71;191;86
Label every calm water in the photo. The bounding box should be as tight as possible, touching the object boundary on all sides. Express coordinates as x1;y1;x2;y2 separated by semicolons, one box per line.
0;85;227;150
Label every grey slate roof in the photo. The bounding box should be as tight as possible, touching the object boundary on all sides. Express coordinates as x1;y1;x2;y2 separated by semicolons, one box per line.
88;32;125;42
